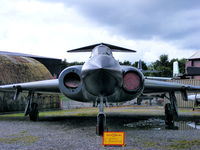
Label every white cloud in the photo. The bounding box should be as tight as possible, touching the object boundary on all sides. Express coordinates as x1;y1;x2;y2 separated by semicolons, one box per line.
0;0;197;64
0;0;97;58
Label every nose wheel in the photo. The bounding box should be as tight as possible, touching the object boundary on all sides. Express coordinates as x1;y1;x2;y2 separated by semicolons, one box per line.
165;103;174;127
96;113;106;136
96;96;107;136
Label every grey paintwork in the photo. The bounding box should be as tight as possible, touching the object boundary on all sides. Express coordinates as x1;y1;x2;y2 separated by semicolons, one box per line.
81;46;123;96
67;43;136;53
144;79;200;93
1;44;200;103
0;79;59;92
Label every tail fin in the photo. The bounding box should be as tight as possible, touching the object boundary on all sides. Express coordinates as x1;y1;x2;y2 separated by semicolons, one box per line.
173;61;180;77
67;43;136;53
138;59;160;73
138;59;142;71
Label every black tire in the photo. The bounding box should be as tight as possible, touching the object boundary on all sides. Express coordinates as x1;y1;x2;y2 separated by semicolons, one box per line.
29;103;39;121
165;103;174;127
96;114;105;136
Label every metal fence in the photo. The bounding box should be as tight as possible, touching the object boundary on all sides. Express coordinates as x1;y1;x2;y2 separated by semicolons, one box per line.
0;91;61;112
169;79;200;108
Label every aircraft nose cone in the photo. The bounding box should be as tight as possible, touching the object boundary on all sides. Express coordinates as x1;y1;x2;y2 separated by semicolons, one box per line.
81;55;123;96
92;55;116;69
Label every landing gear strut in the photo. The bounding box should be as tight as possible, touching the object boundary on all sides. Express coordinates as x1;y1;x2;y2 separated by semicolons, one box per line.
96;96;106;136
164;92;178;129
24;91;39;121
29;103;39;121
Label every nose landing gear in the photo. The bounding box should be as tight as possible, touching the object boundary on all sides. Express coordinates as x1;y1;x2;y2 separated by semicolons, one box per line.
96;96;107;136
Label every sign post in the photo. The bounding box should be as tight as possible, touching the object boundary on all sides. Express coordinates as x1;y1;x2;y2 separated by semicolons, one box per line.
103;132;125;147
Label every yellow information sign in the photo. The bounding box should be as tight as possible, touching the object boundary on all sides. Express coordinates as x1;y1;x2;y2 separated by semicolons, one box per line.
103;132;125;146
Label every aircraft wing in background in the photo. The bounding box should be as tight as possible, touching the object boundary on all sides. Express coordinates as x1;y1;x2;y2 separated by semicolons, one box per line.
144;79;200;94
0;79;60;93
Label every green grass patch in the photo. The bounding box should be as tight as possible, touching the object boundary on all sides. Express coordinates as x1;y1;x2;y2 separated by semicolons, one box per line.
1;106;200;119
143;141;159;148
60;94;72;101
164;139;200;149
39;108;98;117
142;139;200;149
0;113;24;118
0;131;39;145
0;108;98;118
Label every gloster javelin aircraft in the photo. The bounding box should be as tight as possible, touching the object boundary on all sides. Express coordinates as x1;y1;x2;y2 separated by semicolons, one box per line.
1;43;200;135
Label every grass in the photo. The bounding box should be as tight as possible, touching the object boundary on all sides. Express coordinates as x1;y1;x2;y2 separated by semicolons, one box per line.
0;106;163;117
1;106;200;119
165;139;200;149
143;139;200;150
60;94;72;101
1;106;200;148
0;108;98;118
0;130;39;145
142;139;200;149
143;141;159;148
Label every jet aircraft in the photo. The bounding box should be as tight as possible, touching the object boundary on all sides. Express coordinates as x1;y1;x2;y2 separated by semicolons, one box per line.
1;43;200;135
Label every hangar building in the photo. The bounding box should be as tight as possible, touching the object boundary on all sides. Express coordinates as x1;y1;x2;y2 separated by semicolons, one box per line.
0;51;62;78
0;53;60;112
172;51;200;108
186;51;200;79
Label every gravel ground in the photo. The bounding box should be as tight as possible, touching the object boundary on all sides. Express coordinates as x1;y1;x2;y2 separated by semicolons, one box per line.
0;107;200;150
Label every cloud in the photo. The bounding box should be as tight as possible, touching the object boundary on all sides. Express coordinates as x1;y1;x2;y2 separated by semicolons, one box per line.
57;0;200;50
0;0;104;59
0;0;198;63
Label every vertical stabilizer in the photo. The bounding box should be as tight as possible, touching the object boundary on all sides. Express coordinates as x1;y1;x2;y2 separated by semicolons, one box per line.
173;61;180;77
138;59;142;71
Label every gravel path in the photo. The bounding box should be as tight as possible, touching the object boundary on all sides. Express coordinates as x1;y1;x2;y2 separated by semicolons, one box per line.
0;109;200;150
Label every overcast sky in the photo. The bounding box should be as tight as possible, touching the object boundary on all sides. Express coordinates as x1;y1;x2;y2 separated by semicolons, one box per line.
0;0;199;63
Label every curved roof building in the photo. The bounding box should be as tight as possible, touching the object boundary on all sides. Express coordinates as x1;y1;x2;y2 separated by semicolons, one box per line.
0;55;53;85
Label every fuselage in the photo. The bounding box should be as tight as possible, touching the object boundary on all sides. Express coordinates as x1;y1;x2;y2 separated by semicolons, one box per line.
81;45;123;97
60;44;144;103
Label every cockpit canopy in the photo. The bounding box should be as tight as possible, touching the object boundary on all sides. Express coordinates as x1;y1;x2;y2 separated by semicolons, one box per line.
91;45;113;57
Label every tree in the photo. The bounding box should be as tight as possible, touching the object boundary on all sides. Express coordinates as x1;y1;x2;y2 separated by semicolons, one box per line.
59;59;84;71
179;58;187;74
133;61;148;70
151;54;171;77
149;54;187;77
119;60;132;66
170;58;186;75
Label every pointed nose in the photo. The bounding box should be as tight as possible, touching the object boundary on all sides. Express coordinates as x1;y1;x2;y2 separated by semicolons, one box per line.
92;55;116;69
81;55;123;96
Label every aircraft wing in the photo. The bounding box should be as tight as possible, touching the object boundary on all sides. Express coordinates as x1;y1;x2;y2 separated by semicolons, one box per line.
145;76;172;81
143;79;200;93
1;78;200;94
0;79;60;93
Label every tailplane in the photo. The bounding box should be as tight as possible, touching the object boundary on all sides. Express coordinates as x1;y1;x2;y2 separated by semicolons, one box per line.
67;43;136;53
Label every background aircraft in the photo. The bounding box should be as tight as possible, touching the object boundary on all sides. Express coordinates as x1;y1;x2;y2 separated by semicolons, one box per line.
1;43;200;136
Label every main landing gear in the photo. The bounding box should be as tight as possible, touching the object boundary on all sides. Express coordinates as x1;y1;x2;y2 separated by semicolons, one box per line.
96;96;107;136
164;92;178;129
24;91;39;121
